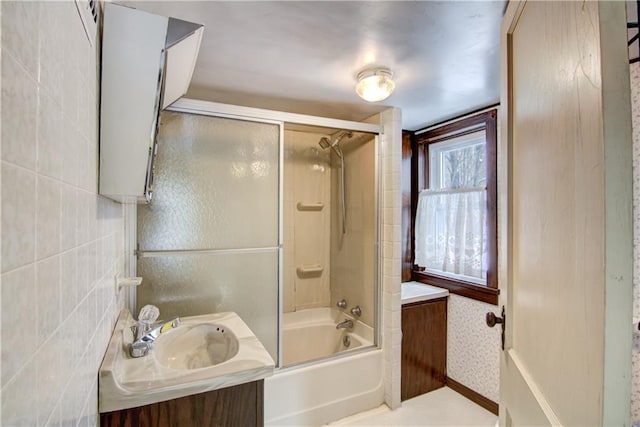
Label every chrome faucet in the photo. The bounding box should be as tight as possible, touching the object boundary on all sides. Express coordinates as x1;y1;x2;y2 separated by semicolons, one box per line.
336;318;354;330
130;317;180;358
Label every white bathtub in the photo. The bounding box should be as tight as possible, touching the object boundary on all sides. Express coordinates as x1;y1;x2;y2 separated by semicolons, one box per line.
281;307;371;366
265;308;384;426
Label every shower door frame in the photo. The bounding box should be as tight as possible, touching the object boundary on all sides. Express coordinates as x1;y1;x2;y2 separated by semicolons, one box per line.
123;98;384;368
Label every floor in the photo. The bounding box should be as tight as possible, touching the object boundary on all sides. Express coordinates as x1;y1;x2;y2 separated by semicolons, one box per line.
329;387;498;427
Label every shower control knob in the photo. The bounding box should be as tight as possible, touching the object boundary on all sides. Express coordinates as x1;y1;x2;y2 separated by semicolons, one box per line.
350;306;362;317
336;299;348;309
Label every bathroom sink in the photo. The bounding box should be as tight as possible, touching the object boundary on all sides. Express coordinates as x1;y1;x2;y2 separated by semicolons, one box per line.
154;323;240;369
98;310;274;413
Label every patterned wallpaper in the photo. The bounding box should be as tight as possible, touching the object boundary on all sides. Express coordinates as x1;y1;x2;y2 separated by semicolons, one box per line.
447;294;501;403
630;61;640;423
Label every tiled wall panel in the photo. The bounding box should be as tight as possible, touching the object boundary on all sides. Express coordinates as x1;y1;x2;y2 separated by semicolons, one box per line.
1;2;125;425
379;108;402;410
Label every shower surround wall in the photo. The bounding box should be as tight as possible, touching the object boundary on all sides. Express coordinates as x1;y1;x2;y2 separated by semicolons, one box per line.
283;129;376;328
1;1;126;425
330;134;376;327
283;130;332;312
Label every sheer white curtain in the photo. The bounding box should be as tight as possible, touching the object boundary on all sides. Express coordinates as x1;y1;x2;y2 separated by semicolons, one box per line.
414;188;487;283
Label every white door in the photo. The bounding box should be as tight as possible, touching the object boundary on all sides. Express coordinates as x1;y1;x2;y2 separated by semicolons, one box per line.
498;1;633;425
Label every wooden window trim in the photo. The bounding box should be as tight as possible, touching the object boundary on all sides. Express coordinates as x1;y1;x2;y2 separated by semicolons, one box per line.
410;109;499;305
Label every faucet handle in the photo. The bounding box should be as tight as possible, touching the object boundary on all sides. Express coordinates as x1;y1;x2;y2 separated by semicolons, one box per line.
130;341;150;358
336;299;348;309
350;306;362;317
138;304;160;323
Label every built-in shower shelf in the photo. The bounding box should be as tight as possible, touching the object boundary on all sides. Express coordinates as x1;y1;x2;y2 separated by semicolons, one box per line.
296;202;324;211
296;264;324;277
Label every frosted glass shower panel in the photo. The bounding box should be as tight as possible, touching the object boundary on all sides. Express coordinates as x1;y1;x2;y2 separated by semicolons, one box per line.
135;111;281;361
138;112;280;250
137;250;279;359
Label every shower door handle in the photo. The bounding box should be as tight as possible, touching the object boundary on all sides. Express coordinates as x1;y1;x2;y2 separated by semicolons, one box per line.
486;306;505;351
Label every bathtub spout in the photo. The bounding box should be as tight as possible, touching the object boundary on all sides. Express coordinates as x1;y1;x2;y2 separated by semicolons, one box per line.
336;319;354;330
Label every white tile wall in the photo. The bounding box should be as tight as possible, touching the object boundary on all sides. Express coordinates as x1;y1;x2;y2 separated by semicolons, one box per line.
379;108;402;410
1;1;125;425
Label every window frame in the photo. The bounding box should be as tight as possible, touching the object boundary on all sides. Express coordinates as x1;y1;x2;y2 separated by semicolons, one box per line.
411;109;499;305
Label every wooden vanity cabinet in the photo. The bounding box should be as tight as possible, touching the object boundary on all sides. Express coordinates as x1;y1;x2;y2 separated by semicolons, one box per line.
401;297;447;401
100;379;263;427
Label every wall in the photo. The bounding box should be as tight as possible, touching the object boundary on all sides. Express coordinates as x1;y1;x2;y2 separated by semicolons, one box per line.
630;60;640;423
283;129;377;327
283;130;332;312
379;108;403;409
447;294;500;403
401;117;501;403
1;1;125;425
330;133;376;327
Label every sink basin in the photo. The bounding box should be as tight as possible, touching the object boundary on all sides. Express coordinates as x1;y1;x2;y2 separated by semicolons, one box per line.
154;323;240;369
98;310;275;413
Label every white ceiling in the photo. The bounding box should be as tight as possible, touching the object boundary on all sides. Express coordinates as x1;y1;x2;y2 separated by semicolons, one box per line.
124;1;505;131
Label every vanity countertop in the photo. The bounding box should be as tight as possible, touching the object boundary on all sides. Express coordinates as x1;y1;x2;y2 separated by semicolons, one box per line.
401;281;449;305
99;309;275;413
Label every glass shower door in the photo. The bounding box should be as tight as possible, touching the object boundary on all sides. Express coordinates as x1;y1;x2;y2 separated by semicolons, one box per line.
137;111;280;361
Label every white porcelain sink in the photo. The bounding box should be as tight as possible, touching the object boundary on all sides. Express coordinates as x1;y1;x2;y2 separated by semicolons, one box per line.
98;310;275;413
154;323;240;369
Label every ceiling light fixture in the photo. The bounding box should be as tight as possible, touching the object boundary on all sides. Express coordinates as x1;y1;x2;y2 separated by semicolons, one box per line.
355;67;395;102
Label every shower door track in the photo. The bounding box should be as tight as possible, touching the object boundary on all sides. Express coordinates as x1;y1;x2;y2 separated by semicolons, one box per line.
136;246;281;258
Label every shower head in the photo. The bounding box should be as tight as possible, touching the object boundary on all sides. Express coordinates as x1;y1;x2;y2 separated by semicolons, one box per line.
318;136;343;159
318;131;353;158
318;137;331;150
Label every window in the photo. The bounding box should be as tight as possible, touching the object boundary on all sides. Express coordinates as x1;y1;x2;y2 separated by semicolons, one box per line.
417;130;487;285
429;130;486;190
412;109;498;304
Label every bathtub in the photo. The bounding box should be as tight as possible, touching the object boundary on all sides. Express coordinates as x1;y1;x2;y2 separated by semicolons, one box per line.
281;307;372;366
265;308;384;426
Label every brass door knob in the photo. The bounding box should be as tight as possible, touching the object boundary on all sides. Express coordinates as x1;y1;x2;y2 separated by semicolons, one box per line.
486;306;506;350
486;311;504;327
